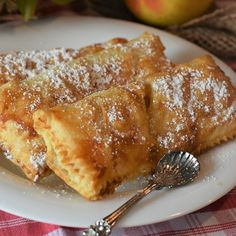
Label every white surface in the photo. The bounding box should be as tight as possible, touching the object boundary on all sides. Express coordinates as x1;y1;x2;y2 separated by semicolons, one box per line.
0;16;235;228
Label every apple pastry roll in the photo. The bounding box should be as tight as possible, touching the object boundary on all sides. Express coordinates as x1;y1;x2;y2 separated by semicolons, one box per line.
0;37;128;180
34;55;236;200
0;37;128;87
34;83;153;200
0;32;170;181
148;55;236;159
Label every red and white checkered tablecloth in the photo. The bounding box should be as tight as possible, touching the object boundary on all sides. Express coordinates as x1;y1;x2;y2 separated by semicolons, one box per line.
1;0;236;235
0;186;236;236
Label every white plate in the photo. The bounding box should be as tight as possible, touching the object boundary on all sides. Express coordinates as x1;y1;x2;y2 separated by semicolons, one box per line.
0;16;236;228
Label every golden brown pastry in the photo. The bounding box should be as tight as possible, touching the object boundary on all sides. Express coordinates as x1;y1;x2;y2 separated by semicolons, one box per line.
0;32;170;181
0;37;128;181
0;37;128;87
33;55;236;200
148;55;236;159
34;83;153;200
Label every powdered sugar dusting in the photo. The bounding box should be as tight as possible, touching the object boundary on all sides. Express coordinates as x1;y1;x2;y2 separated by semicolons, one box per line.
107;106;124;123
192;77;229;102
222;101;236;122
30;152;46;170
190;74;232;122
151;63;236;155
1;146;13;160
152;72;185;110
0;48;80;82
157;132;175;149
12;33;166;122
132;34;156;55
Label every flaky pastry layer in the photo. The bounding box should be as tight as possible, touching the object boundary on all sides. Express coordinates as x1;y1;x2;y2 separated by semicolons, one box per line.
0;32;170;181
0;37;128;86
34;84;153;199
34;55;236;200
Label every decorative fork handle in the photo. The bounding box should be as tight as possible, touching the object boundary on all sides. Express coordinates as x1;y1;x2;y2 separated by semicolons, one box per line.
82;181;162;236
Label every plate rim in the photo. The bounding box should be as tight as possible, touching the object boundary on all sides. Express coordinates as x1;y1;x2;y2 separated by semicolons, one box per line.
0;15;235;228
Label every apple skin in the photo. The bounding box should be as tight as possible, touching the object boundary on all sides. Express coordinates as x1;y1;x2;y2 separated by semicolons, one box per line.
125;0;214;26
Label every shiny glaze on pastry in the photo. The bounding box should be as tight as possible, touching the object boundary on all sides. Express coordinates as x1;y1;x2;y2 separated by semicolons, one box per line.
34;55;236;200
0;33;170;181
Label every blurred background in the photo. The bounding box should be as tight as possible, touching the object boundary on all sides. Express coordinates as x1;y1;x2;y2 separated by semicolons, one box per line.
0;0;236;59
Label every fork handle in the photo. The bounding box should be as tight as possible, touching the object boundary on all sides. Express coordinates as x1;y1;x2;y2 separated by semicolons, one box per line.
83;181;162;236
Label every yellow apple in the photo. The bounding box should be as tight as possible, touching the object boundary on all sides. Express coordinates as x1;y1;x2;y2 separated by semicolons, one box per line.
125;0;214;26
